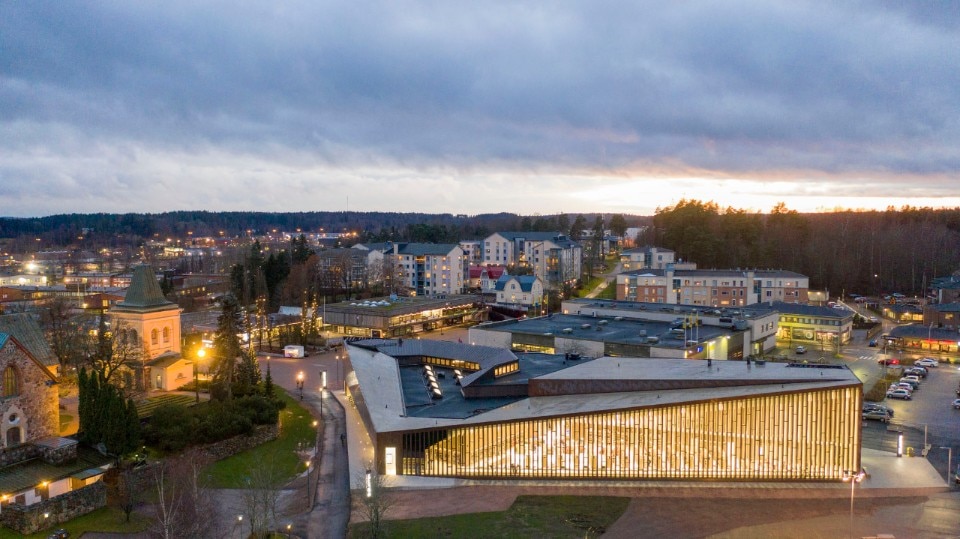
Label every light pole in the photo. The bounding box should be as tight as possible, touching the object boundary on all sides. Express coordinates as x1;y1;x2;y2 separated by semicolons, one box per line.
842;469;865;538
194;348;206;403
296;371;304;400
320;370;326;416
939;446;953;487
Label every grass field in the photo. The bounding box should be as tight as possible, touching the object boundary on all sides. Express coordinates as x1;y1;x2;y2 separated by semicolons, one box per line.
348;495;630;539
0;507;150;539
203;389;318;488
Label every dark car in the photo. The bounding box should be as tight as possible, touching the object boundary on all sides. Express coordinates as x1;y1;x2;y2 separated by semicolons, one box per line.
878;358;900;366
47;530;69;539
869;340;878;347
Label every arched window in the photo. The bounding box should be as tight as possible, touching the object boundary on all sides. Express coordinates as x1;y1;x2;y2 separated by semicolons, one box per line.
2;367;19;397
129;329;139;345
162;327;170;343
151;329;159;345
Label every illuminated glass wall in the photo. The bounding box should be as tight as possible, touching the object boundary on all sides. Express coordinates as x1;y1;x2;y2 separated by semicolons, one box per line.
402;386;860;481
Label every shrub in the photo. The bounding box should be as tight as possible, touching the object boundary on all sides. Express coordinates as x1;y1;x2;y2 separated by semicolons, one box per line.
143;403;195;452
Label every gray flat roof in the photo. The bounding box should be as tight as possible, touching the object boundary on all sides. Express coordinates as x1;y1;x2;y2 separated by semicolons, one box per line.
473;313;732;348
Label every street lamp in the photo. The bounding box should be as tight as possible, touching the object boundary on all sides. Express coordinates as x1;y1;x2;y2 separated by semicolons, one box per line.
842;469;865;538
296;371;304;400
194;348;206;403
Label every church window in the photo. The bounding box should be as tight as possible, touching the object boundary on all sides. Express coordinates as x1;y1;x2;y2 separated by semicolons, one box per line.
162;327;170;343
2;367;19;397
151;329;158;345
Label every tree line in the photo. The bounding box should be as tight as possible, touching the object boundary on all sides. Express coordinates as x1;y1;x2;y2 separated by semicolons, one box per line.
651;200;960;296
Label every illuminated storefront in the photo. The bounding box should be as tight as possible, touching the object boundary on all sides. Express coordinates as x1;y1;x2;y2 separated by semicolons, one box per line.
403;387;860;480
347;340;862;483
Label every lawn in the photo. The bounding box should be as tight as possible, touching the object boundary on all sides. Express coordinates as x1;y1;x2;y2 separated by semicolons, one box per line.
349;495;630;539
135;393;197;418
203;389;318;488
0;506;150;538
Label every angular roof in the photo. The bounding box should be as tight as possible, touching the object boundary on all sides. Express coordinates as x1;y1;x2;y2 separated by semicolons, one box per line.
0;313;58;367
113;265;174;310
495;274;540;292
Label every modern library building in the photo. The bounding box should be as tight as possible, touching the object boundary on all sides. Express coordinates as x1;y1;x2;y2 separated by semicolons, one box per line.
345;339;862;482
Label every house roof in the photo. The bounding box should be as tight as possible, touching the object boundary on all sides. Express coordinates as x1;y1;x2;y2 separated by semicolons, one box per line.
113;265;174;310
495;275;539;292
0;313;58;367
929;302;960;313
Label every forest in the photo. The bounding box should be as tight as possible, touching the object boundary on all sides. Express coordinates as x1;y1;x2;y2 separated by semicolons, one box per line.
649;200;960;297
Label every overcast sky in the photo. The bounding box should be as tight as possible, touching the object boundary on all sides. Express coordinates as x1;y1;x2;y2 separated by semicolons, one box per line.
2;1;959;218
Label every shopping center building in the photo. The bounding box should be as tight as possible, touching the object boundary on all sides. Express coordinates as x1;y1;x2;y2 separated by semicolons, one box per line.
345;339;862;482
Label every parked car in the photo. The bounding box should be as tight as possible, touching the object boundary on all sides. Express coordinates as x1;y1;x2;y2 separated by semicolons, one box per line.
869;316;879;322
878;358;900;366
869;340;878;347
901;375;921;384
796;345;807;354
886;389;912;400
889;383;913;394
916;358;939;368
862;408;892;422
863;403;894;417
953;399;960;409
898;378;920;391
47;530;69;539
904;367;927;378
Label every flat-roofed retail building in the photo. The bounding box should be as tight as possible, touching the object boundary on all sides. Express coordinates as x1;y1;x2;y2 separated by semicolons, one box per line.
346;339;862;482
322;294;485;338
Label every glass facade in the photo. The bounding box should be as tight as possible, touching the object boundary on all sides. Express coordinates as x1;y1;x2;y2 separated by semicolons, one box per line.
400;386;860;481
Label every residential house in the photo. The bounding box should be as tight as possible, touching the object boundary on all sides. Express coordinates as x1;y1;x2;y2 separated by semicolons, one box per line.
494;275;544;311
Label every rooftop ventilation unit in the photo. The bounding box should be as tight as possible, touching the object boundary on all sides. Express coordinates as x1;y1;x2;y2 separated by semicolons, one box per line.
614;316;624;321
598;319;608;325
581;323;591;329
562;328;573;333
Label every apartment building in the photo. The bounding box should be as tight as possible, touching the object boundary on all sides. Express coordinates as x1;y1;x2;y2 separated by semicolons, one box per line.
482;232;581;289
617;268;810;308
363;243;466;296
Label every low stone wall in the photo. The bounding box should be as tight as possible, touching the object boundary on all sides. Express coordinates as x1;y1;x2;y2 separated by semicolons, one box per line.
0;443;40;468
196;423;279;462
0;482;107;535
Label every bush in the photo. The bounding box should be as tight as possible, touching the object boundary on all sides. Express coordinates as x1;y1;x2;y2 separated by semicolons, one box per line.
143;403;195;452
234;395;282;425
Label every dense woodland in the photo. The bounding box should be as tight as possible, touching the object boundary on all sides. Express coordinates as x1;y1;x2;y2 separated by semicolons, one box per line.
2;203;959;297
650;200;960;297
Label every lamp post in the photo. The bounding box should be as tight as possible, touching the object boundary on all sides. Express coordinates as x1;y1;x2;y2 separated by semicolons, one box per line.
194;348;206;403
296;371;304;400
320;370;327;416
842;469;865;538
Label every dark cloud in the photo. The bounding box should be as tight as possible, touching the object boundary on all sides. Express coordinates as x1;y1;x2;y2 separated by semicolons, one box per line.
1;1;958;216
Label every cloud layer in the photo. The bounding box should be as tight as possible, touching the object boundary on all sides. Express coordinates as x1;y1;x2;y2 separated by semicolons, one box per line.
2;1;959;216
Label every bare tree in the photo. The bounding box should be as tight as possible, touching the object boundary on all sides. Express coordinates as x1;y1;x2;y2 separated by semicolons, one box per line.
150;450;218;539
354;465;395;539
40;297;94;368
240;449;287;537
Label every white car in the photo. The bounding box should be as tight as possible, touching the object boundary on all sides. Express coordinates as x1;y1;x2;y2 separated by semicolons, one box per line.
886;389;912;400
916;358;939;368
953;399;960;409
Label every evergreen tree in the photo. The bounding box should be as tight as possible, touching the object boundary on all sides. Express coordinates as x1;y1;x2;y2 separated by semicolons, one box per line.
264;361;274;398
77;367;90;442
125;398;141;455
212;293;244;400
